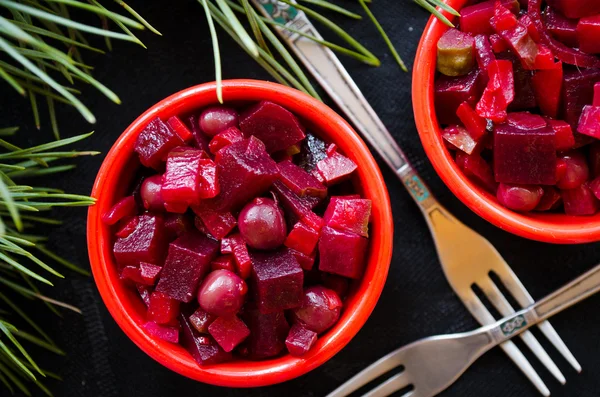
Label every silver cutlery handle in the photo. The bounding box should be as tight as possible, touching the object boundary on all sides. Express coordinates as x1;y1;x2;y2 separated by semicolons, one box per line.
490;263;600;344
253;0;438;212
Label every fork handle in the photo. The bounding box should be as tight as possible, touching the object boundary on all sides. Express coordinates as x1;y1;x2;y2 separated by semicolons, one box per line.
491;263;600;344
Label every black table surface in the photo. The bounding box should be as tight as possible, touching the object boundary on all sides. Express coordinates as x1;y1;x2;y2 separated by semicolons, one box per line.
2;1;600;396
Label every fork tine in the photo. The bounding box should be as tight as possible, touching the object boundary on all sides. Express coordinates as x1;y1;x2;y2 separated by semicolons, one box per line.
478;278;566;384
361;371;411;397
493;269;582;372
326;348;404;397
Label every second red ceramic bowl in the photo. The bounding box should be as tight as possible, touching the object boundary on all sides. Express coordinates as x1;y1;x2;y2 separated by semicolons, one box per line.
412;0;600;244
87;80;393;387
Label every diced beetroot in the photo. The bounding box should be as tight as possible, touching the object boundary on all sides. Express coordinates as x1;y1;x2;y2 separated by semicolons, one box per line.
562;183;600;215
148;291;180;324
544;7;578;47
102;196;137;225
250;249;304;314
199;106;239;137
203;137;278;211
241;304;289;359
589;176;600;200
442;125;479;155
435;69;484;125
532;62;563;119
547;0;600;19
536;186;562;211
590;142;600;177
520;14;541;42
208;316;250;352
134;118;184;170
193;209;236;240
493;122;556;185
323;197;371;238
277;160;327;198
187;115;210;152
498;23;538;70
272;181;324;230
577;105;600;139
318;226;367;279
436;28;475;77
321;274;350;299
577;16;600;54
210;255;236;273
167;116;194;142
221;234;252;279
120;262;162;285
115;216;138;238
476;60;515;122
164;213;194;239
457;102;487;141
298;133;327;172
180;315;231;364
137;284;152;307
284;221;320;256
533;45;556;70
561;68;600;129
556;151;590;190
113;214;167;268
189;308;215;334
499;55;536;112
455;151;498;193
489;34;509;53
546;119;575;151
285;324;317;357
161;147;206;212
197;158;220;199
143;321;179;343
594;83;600;107
290;249;316;271
474;35;496;71
291;286;342;334
314;152;357;186
506;112;547;130
239;101;306;153
496;183;544;211
459;0;520;35
208;127;244;154
491;2;518;32
155;232;219;302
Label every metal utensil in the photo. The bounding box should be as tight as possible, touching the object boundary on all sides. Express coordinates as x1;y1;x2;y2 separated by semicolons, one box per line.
327;262;600;397
251;2;580;394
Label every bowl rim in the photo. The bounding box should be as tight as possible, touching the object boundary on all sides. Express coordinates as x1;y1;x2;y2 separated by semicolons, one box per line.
412;0;600;244
87;79;394;387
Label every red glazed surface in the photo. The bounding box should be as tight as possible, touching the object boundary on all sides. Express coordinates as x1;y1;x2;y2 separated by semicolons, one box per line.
412;0;600;244
87;80;393;387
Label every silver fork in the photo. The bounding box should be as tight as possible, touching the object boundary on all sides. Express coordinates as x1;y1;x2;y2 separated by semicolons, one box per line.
327;263;600;397
252;0;581;394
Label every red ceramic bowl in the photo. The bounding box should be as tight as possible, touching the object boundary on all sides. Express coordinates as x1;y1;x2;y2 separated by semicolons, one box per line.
87;80;393;387
412;0;600;244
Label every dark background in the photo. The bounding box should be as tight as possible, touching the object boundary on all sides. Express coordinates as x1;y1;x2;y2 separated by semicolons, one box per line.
1;0;599;396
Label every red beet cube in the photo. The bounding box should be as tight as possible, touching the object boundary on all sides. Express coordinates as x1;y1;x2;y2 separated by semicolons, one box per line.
250;249;304;314
143;321;179;343
137;284;152;307
435;69;485;125
148;291;180;324
241;304;289;359
503;55;536;112
476;60;515;122
494;122;556;185
102;196;137;225
208;126;244;154
535;186;562;211
498;23;538;70
189;308;215;334
208;316;250;352
290;249;316;271
455;151;497;193
167;116;194;142
164;213;194;239
284;221;320;256
577;105;600;139
285;324;317;357
561;68;600;128
210;255;236;273
319;226;368;279
532;62;563;118
134;118;184;170
115;216;138;238
120;262;162;285
547;119;575;151
187;115;210;152
562;183;600;215
459;0;520;35
239;101;306;153
193;209;236;240
578;16;600;54
198;158;220;199
456;102;487;142
155;232;219;302
220;234;252;279
272;181;323;230
161;147;207;212
589;177;600;200
474;35;496;71
548;0;600;19
180;315;231;365
314;153;357;186
323;197;371;238
545;6;578;47
113;214;167;268
491;2;517;31
277;160;327;198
